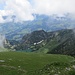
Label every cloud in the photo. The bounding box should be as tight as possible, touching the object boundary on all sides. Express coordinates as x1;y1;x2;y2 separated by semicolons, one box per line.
0;10;14;23
5;0;34;22
0;0;75;23
32;0;75;16
0;10;6;23
0;0;34;23
0;0;5;3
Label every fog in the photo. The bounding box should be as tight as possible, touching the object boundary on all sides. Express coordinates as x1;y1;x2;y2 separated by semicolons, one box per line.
0;34;6;48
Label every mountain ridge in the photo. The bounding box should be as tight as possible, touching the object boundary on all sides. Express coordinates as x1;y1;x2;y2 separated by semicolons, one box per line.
13;29;75;56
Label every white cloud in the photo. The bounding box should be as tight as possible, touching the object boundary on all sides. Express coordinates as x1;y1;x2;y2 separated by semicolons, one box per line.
0;10;14;23
0;15;4;23
0;0;75;23
0;0;34;23
0;0;5;3
32;0;75;16
5;0;34;22
0;10;6;23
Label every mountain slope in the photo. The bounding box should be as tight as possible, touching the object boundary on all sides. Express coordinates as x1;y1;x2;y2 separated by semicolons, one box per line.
48;31;75;56
14;29;75;55
32;29;74;54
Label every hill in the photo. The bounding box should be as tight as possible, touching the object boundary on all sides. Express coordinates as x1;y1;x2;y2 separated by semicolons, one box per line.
0;52;74;75
14;29;75;56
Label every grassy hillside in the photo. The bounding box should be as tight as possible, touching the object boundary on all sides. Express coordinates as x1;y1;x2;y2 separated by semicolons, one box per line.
37;29;73;53
16;29;75;56
16;29;74;54
0;52;75;75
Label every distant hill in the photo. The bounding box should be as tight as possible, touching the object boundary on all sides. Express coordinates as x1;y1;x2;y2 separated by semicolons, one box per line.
0;14;75;40
14;29;75;56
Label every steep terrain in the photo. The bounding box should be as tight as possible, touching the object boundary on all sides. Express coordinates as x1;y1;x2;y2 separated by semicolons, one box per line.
14;29;75;55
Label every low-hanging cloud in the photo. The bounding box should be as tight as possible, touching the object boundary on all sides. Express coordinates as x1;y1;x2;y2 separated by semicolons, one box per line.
0;0;75;23
0;34;6;48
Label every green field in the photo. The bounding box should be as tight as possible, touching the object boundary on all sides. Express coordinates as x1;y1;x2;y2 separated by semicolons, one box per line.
0;52;75;75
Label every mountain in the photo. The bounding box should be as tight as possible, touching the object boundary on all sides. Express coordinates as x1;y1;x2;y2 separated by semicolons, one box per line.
14;30;48;50
0;14;75;40
48;30;75;56
14;29;75;56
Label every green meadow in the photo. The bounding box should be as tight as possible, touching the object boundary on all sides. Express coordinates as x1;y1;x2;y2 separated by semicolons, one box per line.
0;52;75;75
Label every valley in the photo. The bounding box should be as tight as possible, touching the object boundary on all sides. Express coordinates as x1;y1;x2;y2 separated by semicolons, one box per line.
0;29;75;75
0;0;75;75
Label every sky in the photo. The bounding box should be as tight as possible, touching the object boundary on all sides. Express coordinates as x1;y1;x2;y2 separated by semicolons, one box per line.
0;0;75;23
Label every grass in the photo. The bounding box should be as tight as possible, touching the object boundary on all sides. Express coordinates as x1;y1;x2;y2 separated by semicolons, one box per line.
0;52;74;75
